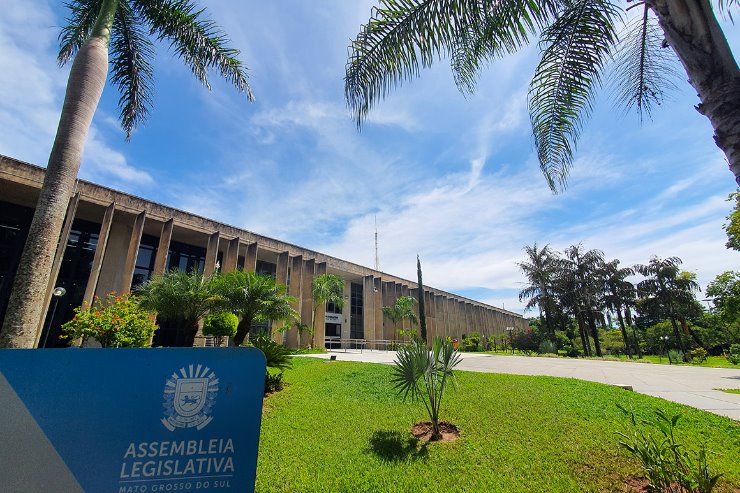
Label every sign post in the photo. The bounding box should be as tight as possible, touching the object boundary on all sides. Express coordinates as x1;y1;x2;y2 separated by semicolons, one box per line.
0;348;266;492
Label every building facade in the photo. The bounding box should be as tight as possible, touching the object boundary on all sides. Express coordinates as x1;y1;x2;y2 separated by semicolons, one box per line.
0;155;528;348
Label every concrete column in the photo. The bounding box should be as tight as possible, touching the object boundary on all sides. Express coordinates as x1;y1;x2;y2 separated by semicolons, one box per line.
363;275;375;342
82;202;115;306
36;193;80;344
244;242;258;272
300;259;315;345
203;232;220;278
119;211;146;294
313;262;327;348
341;279;351;342
373;277;382;348
152;219;173;275
381;281;393;340
272;251;290;344
285;255;303;348
223;237;240;272
426;290;435;344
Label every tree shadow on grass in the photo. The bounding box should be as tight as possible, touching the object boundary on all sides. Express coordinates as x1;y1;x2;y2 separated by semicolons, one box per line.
366;430;429;462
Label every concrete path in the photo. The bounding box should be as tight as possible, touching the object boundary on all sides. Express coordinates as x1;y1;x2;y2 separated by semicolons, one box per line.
299;350;740;420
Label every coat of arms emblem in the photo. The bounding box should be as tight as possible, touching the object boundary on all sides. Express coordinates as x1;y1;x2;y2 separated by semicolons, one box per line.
162;364;219;431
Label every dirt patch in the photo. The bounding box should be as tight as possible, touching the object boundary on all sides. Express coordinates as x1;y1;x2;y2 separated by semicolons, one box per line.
622;476;650;492
411;421;460;443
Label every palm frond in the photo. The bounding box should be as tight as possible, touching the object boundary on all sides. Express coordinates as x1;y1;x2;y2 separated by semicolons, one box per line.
58;0;105;65
110;1;155;140
528;0;621;192
611;4;679;122
133;0;253;100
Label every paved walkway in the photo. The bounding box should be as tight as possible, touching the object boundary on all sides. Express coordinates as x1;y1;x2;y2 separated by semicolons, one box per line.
299;351;740;420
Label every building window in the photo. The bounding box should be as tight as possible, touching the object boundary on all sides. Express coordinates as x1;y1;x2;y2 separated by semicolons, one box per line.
350;282;363;339
0;201;34;325
166;240;206;274
131;234;158;288
256;260;276;278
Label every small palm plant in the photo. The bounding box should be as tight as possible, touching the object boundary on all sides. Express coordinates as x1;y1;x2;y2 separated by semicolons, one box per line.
391;337;461;441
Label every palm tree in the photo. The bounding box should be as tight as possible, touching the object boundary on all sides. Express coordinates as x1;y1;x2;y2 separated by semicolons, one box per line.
136;269;221;347
392;337;461;441
382;295;419;341
559;244;605;357
211;270;297;346
0;0;253;348
601;259;637;358
518;243;558;337
311;273;345;347
635;256;700;359
345;1;740;187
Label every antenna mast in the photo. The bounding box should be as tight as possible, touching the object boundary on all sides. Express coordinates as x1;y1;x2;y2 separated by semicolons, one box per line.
374;215;379;271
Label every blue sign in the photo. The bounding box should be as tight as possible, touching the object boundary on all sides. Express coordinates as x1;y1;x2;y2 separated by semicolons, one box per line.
0;348;266;493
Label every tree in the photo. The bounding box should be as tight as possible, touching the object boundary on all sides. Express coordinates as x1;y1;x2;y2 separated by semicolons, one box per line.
706;270;740;344
391;337;461;441
382;295;418;340
136;269;221;347
211;270;297;347
417;255;428;341
635;256;701;359
725;191;740;251
601;259;638;358
0;0;253;348
311;273;344;347
202;311;238;347
345;1;740;188
518;243;558;337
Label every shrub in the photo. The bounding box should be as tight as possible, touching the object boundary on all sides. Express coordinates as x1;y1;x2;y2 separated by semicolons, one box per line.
668;349;684;365
264;369;285;394
250;334;293;395
202;311;238;346
564;345;580;358
538;340;557;355
689;347;709;364
616;406;723;493
62;293;157;348
460;331;482;352
728;344;740;365
511;328;539;354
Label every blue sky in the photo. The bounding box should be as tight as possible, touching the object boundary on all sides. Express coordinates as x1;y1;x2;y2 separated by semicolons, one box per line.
1;1;738;314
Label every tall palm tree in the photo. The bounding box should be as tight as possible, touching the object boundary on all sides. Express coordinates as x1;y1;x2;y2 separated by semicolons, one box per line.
601;259;637;357
311;274;345;347
211;270;297;347
345;1;740;187
635;256;700;359
518;243;558;337
136;269;221;347
382;295;419;340
560;244;605;356
0;0;253;348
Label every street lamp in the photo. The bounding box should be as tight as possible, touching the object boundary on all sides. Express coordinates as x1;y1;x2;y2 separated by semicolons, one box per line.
506;327;514;354
41;286;66;348
660;335;670;364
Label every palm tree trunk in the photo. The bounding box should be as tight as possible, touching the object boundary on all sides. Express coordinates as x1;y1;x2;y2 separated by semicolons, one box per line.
587;312;603;357
649;0;740;184
669;315;688;360
0;0;118;348
577;313;591;356
234;318;252;346
616;309;632;358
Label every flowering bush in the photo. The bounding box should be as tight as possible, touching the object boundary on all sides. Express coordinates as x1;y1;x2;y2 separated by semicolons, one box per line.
62;293;158;348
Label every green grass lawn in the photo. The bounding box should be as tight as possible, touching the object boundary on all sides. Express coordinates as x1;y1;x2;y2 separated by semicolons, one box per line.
256;358;739;493
717;388;740;395
481;350;739;368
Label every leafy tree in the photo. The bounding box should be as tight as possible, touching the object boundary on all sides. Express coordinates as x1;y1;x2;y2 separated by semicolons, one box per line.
202;311;238;346
211;270;297;346
518;243;558;336
417;255;427;341
635;257;701;359
62;293;157;347
0;0;253;348
391;337;461;440
136;269;221;347
345;1;740;188
724;191;740;251
706;271;740;344
311;274;345;347
382;295;418;341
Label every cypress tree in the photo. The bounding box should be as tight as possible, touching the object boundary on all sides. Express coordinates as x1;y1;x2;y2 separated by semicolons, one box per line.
417;255;427;342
